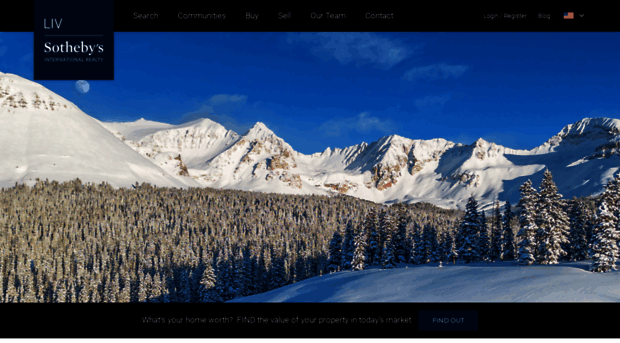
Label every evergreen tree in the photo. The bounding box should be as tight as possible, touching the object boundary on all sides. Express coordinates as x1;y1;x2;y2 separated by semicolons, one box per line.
381;234;396;269
458;196;481;263
478;225;491;262
584;207;595;254
341;220;355;270
234;248;247;298
606;174;620;251
327;229;342;272
477;210;491;262
536;170;570;265
419;224;431;263
199;263;219;302
216;246;234;301
604;174;620;215
569;198;589;261
150;273;163;303
516;180;538;265
377;208;387;262
439;231;449;262
589;201;619;272
137;272;148;302
501;200;517;261
446;231;458;264
352;230;368;271
380;209;398;262
365;209;380;266
0;270;3;303
395;206;409;263
490;200;503;261
176;270;190;303
427;225;440;263
270;254;286;289
408;224;422;264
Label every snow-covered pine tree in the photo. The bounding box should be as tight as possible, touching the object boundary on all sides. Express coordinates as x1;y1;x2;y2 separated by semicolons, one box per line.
605;174;620;252
327;229;343;272
396;205;409;263
234;248;247;298
446;231;458;264
477;210;491;262
428;225;440;263
516;180;538;265
259;248;271;293
243;248;257;293
457;195;481;263
455;219;465;254
559;198;573;261
215;246;233;301
584;207;595;254
569;198;589;261
199;263;219;302
536;169;570;265
362;209;374;265
501;200;517;261
408;223;421;264
589;201;619;272
377;208;388;262
605;174;620;215
439;231;449;262
352;230;368;271
365;209;381;266
417;224;430;263
490;200;502;261
270;253;286;289
381;233;396;269
479;210;488;231
341;220;355;270
383;210;400;262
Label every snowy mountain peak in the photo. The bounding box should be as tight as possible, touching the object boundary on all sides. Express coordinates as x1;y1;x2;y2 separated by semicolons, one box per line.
0;73;194;189
535;117;620;152
474;137;488;145
558;117;620;138
180;117;226;131
243;122;276;140
0;72;78;112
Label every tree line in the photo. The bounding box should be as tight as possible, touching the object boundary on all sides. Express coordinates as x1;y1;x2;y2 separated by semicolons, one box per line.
0;178;460;303
0;169;616;303
332;169;618;274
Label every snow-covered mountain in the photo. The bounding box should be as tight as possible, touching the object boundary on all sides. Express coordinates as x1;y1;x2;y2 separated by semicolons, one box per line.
102;114;620;210
1;71;618;210
0;71;199;189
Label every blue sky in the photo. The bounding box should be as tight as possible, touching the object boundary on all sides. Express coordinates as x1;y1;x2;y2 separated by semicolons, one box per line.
1;32;619;154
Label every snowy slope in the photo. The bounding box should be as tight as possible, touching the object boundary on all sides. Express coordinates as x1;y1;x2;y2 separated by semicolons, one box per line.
229;261;620;302
0;71;198;189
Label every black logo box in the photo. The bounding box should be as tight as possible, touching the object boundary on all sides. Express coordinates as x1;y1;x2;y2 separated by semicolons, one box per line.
34;0;114;80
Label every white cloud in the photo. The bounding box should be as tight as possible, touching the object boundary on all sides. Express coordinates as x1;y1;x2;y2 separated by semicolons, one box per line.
403;63;469;81
286;33;414;69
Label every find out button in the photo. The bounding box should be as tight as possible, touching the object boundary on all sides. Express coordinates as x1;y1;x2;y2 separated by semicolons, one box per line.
418;311;478;331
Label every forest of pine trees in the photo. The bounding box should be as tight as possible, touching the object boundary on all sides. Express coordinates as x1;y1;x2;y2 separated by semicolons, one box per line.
0;178;462;303
0;169;617;303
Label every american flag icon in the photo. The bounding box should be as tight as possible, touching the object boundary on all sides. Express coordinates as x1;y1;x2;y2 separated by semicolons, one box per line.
564;12;574;19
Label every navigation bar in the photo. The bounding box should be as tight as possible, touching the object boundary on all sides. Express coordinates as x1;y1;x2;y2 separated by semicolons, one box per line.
0;3;606;32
